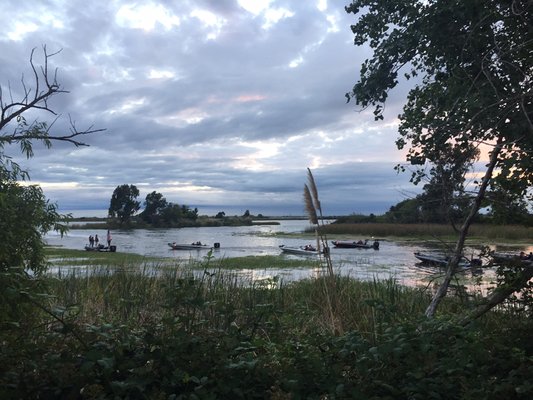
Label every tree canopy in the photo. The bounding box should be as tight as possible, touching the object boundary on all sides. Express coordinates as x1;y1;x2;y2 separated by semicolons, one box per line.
346;0;532;196
140;191;168;224
346;0;533;317
108;184;141;225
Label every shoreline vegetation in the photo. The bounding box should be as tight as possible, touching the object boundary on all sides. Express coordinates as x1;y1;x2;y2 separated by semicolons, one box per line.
6;246;531;398
68;215;286;229
69;213;533;242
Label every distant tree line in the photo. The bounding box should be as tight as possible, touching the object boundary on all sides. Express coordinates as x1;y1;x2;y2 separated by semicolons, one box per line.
108;184;198;227
335;181;532;226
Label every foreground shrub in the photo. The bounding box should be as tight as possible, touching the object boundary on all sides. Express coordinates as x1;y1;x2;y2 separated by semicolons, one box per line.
1;268;532;399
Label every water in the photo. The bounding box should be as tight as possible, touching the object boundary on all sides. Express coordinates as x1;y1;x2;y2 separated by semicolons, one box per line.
45;220;529;289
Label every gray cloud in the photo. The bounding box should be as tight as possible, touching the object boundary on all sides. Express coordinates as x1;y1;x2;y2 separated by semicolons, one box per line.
2;0;418;216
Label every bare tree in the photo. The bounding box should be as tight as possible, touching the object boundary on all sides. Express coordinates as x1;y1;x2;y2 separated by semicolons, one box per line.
0;45;104;179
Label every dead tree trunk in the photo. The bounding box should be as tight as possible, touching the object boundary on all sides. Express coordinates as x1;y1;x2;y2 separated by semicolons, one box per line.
425;138;503;318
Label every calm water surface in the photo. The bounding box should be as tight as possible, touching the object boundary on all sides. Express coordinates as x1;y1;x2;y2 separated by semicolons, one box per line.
46;220;530;289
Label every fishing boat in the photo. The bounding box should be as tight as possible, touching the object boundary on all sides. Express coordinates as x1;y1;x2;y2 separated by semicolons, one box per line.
414;252;481;268
85;244;117;252
491;252;533;266
279;244;322;256
332;240;379;250
168;242;211;250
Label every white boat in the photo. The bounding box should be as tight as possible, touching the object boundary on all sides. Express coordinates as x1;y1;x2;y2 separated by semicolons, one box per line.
414;252;481;268
168;242;211;250
279;244;322;256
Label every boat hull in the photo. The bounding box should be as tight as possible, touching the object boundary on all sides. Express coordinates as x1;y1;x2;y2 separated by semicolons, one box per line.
85;245;116;252
492;252;533;266
414;252;479;268
332;240;379;250
279;245;321;256
168;242;211;250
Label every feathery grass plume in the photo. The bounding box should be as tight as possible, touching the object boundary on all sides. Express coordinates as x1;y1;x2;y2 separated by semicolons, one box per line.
307;167;322;215
303;168;340;333
304;184;318;225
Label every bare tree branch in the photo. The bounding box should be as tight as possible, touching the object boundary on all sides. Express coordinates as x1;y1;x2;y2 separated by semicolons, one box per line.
0;46;105;151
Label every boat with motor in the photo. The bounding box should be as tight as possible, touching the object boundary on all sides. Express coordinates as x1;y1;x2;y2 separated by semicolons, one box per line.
85;244;117;252
279;244;323;256
168;242;213;250
414;252;481;268
332;240;379;250
491;252;533;266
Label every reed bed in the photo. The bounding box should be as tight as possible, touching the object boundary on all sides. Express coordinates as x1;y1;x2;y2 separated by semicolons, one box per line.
318;222;533;240
44;252;473;340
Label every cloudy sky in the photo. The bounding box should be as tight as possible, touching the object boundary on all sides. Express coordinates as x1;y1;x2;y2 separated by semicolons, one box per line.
1;0;422;217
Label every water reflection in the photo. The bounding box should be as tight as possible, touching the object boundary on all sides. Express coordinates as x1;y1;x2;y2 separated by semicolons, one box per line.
45;220;532;291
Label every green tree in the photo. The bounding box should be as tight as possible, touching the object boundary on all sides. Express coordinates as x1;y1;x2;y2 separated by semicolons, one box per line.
0;181;66;274
160;203;183;225
346;0;533;318
181;205;198;220
0;46;102;273
417;153;476;225
384;198;421;224
108;184;140;225
485;181;532;225
140;191;168;224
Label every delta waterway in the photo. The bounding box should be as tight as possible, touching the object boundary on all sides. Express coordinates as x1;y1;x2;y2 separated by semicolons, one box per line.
45;220;531;291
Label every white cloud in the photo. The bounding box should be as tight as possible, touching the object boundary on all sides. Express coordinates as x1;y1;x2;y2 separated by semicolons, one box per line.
2;0;416;215
116;3;180;31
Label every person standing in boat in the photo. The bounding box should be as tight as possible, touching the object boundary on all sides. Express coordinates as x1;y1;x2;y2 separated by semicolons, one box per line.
89;235;94;247
106;230;112;247
94;234;99;247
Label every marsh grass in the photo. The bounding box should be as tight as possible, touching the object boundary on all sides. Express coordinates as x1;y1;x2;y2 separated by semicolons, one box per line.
45;259;440;337
45;246;166;266
214;255;317;269
318;222;533;241
44;247;437;335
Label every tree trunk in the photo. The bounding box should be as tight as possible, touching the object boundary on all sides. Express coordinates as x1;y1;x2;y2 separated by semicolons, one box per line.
459;264;533;326
425;139;503;318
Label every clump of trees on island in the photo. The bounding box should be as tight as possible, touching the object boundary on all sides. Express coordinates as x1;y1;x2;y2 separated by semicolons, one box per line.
106;183;258;228
107;184;198;227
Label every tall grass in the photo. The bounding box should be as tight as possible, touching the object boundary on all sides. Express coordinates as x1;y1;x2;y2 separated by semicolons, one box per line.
318;222;533;240
46;259;440;338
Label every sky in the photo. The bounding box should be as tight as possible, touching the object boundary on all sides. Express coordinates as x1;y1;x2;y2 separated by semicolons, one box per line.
1;0;423;217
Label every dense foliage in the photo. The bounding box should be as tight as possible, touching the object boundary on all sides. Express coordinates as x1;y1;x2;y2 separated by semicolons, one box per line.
346;0;532;229
0;181;66;273
108;187;199;227
1;267;532;399
108;184;141;225
346;0;532;316
346;0;532;197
